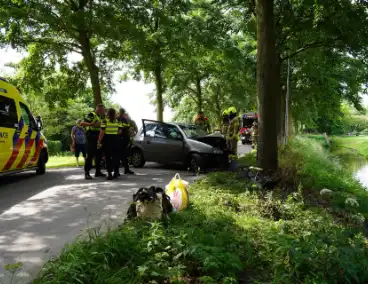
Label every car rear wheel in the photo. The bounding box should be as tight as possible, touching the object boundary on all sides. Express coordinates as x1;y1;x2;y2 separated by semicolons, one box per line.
36;150;47;175
131;149;145;168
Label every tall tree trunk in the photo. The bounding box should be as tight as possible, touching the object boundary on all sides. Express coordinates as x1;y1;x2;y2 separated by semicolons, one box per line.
214;85;222;129
78;32;102;106
195;75;203;111
154;62;164;122
256;0;278;170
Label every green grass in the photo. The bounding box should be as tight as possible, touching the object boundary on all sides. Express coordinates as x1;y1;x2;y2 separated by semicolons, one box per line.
47;154;82;168
331;136;368;159
34;136;368;283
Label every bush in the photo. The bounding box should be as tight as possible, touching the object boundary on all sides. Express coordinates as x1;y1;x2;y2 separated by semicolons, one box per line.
47;140;63;155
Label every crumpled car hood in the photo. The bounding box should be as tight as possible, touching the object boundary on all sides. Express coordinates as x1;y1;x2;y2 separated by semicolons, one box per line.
194;133;227;149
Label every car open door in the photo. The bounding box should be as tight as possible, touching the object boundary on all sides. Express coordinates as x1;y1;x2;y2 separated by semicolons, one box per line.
142;119;184;164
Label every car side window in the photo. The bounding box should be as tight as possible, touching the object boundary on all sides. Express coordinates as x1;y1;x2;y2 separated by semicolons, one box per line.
19;102;37;129
143;122;158;137
167;125;182;140
154;124;167;139
0;95;18;128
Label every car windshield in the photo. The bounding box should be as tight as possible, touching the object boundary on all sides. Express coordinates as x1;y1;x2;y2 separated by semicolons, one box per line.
179;124;208;138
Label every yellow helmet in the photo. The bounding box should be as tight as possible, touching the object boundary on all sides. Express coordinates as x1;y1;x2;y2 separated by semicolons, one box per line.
227;106;237;114
222;109;229;116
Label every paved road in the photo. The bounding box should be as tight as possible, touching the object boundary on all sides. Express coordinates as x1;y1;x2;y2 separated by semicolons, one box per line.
0;143;251;283
238;142;252;157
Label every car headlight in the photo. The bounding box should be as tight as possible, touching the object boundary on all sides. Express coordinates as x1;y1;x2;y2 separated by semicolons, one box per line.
213;148;223;154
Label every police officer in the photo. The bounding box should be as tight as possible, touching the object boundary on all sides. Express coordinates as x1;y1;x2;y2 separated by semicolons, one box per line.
221;109;230;135
81;104;106;180
117;108;135;175
227;107;240;157
97;108;122;180
193;111;211;133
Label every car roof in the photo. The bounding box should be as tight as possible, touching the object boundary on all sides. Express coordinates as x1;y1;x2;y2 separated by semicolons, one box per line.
0;76;25;103
175;123;197;128
142;119;196;128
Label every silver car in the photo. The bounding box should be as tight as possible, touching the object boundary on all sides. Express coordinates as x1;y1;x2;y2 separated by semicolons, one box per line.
130;119;229;171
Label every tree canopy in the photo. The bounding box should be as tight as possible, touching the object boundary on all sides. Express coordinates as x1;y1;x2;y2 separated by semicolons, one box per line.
1;0;368;168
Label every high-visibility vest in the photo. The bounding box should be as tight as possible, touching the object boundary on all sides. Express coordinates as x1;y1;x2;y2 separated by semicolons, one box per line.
88;112;102;132
101;119;121;135
228;117;240;140
221;122;229;137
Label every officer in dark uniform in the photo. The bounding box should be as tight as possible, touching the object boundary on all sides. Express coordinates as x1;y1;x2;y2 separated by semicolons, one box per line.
117;108;135;175
97;108;122;180
80;104;106;180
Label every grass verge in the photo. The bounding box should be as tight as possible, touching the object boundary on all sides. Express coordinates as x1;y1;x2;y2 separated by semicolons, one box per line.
34;137;368;283
47;154;83;169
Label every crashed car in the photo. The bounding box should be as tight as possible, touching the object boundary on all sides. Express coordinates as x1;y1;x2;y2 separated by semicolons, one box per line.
130;119;229;171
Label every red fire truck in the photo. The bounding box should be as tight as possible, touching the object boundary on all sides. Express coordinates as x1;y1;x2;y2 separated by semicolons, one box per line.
239;112;258;145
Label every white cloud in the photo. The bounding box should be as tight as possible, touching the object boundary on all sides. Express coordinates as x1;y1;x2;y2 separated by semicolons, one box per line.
0;47;173;129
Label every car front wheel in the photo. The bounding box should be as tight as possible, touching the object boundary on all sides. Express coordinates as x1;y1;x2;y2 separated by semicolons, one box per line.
36;150;47;175
188;153;203;173
131;149;146;168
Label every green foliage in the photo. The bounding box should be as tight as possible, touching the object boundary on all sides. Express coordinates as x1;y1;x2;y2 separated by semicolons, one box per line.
47;140;62;155
0;0;135;105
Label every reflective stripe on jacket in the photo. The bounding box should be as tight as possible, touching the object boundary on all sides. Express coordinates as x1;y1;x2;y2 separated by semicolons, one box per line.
101;119;121;135
221;122;229;138
87;112;102;132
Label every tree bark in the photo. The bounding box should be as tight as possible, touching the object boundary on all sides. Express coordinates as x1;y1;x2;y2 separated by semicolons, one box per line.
256;0;278;170
195;74;203;112
214;85;222;128
154;61;164;122
78;32;102;107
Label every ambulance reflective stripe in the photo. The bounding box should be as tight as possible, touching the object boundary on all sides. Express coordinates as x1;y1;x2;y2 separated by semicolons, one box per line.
28;132;43;166
2;118;24;171
16;126;35;169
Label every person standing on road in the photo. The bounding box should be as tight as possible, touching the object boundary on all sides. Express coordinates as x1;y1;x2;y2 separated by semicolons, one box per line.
80;104;106;180
71;119;86;167
97;108;122;180
128;117;138;165
251;121;258;149
193;111;211;133
227;107;240;157
117;108;135;175
221;109;230;135
221;108;230;150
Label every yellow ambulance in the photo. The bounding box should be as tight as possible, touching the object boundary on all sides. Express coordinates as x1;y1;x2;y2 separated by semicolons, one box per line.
0;76;48;176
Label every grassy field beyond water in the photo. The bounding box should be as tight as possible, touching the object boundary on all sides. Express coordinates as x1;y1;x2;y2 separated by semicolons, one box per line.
34;137;368;283
331;136;368;159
